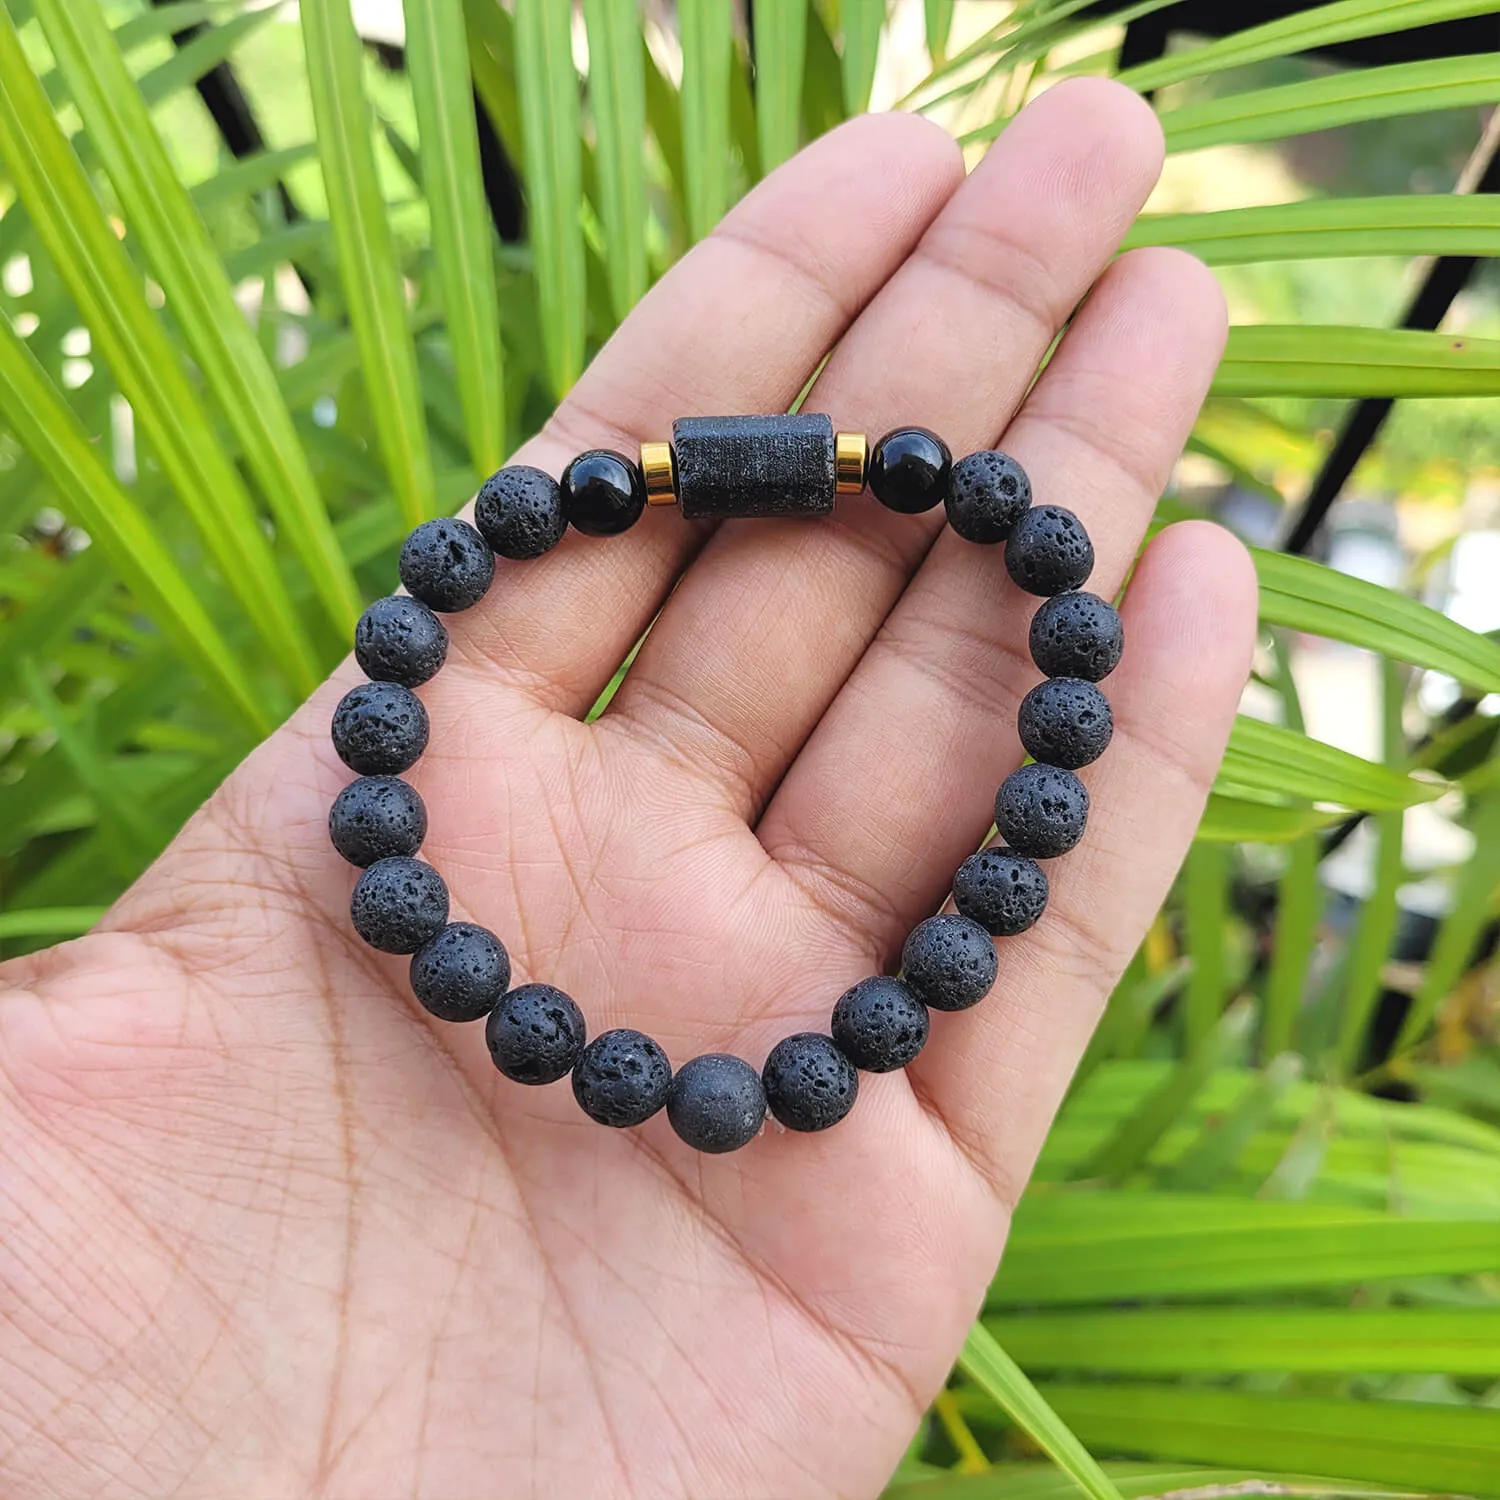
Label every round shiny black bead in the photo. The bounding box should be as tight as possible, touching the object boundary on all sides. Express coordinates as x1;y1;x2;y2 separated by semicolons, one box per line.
994;764;1089;859
560;449;647;536
1005;505;1094;596
901;914;998;1012
945;450;1032;544
398;517;495;612
831;976;930;1073
328;775;427;867
409;922;510;1023
666;1054;766;1153
868;426;952;514
572;1028;672;1126
1028;591;1124;682
953;848;1050;937
487;983;586;1085
354;595;448;687
1018;677;1113;770
331;681;429;776
475;464;568;560
761;1033;858;1133
350;856;449;954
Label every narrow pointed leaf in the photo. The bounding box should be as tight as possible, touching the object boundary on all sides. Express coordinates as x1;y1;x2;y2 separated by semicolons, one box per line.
754;0;808;172
679;0;733;241
0;907;107;941
1216;325;1500;398
840;0;883;115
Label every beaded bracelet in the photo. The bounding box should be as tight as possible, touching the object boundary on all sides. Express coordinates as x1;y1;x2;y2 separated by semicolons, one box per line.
328;417;1122;1154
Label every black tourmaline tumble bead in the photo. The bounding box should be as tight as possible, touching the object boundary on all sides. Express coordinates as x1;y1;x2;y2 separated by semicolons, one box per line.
994;764;1090;859
761;1033;859;1133
666;1054;767;1153
475;464;568;560
673;413;835;519
901;914;999;1012
488;984;587;1085
354;595;448;687
868;427;951;515
560;449;647;536
409;921;511;1023
946;450;1032;544
399;517;496;612
831;976;930;1073
1018;677;1113;770
332;682;429;776
329;775;427;867
1028;591;1124;682
1005;505;1094;596
572;1028;672;1126
350;856;449;954
953;848;1050;937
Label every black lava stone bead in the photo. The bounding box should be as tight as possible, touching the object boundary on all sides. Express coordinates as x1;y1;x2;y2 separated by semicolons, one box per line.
901;914;999;1012
572;1027;672;1127
831;976;930;1073
487;983;586;1085
666;1054;767;1154
953;848;1050;936
994;764;1090;859
354;594;448;687
868;427;952;514
560;449;646;536
331;681;429;776
761;1033;859;1133
1005;505;1094;597
1018;677;1113;770
409;921;511;1023
945;450;1032;544
328;775;427;866
398;517;495;612
1028;590;1124;682
475;464;568;560
350;856;449;954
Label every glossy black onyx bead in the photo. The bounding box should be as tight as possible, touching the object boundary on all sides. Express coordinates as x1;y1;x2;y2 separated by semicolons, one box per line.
1028;591;1124;682
1005;505;1094;597
994;764;1089;859
350;856;449;954
398;517;495;613
561;449;647;536
409;922;510;1023
901;914;999;1012
953;848;1050;937
1018;677;1113;770
487;983;586;1085
666;1054;767;1154
831;976;930;1073
475;464;568;560
328;775;426;867
868;427;951;514
354;595;448;687
331;681;429;776
572;1028;672;1126
761;1033;858;1132
945;450;1031;544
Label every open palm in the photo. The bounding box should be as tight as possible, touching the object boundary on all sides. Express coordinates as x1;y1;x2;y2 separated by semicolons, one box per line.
0;82;1256;1500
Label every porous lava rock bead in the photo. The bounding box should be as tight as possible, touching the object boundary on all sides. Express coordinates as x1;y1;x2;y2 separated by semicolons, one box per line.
1028;590;1124;682
328;775;427;867
953;848;1050;937
761;1033;859;1132
475;464;568;560
560;449;647;536
331;681;429;776
354;595;448;687
946;450;1031;544
487;983;586;1084
831;976;930;1073
666;1054;767;1154
994;763;1090;859
572;1027;672;1127
398;517;495;612
869;427;951;514
409;921;511;1023
350;856;449;954
1017;676;1113;770
1005;504;1094;597
901;913;999;1012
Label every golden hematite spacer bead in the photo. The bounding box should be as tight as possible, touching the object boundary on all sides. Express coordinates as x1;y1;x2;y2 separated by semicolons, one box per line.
640;440;678;506
835;431;867;494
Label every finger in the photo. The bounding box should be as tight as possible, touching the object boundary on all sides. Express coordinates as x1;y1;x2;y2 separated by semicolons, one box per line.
603;79;1163;818
758;247;1228;950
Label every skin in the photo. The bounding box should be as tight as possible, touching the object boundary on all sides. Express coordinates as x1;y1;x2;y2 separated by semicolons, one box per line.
0;81;1258;1499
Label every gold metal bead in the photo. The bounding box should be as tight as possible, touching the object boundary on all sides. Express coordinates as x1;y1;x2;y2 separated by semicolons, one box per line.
640;440;677;505
835;430;867;494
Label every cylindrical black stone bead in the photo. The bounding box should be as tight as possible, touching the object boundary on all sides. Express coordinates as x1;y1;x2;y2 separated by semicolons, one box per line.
761;1033;858;1133
946;450;1031;544
994;764;1089;859
666;1054;767;1154
487;983;587;1085
399;517;495;612
329;775;427;867
572;1028;673;1127
901;914;998;1012
331;682;429;776
953;848;1049;937
831;976;930;1073
560;449;647;536
354;595;448;687
409;921;510;1022
475;464;568;559
673;413;835;520
1017;677;1113;770
868;427;951;515
1005;505;1094;597
350;856;449;954
1028;591;1124;681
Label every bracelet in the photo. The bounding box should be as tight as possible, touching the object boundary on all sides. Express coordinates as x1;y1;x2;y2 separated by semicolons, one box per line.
328;417;1122;1154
